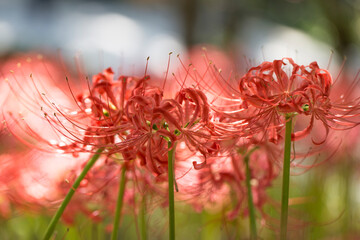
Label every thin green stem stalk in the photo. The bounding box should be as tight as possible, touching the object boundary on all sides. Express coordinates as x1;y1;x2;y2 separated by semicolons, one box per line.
168;141;176;240
140;195;147;240
111;163;127;240
244;154;257;240
43;148;104;240
280;116;293;240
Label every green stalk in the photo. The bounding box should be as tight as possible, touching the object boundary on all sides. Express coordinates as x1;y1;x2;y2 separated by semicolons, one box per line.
43;148;104;240
168;141;176;240
140;195;147;240
280;115;293;240
244;151;257;240
111;163;127;240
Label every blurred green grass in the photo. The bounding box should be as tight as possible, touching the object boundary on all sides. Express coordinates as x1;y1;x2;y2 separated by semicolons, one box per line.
1;158;359;240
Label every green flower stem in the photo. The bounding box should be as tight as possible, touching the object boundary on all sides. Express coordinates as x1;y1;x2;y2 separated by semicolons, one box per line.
244;148;258;240
140;195;147;240
280;115;293;240
43;148;104;240
111;163;128;240
168;141;176;240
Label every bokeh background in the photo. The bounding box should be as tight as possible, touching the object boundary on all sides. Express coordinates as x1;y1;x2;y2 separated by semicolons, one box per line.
1;0;360;239
2;0;360;73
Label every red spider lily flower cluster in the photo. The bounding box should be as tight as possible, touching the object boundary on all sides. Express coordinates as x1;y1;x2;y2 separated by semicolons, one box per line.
175;140;279;220
239;58;360;144
1;48;360;236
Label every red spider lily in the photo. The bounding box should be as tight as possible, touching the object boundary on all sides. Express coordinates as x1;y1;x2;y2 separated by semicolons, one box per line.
239;58;360;144
123;76;177;175
173;87;221;168
174;145;242;218
168;47;249;166
154;86;220;162
124;69;222;175
4;58;178;208
297;63;360;144
289;73;360;170
0;149;82;217
4;61;150;156
172;47;249;145
68;67;138;151
174;139;280;220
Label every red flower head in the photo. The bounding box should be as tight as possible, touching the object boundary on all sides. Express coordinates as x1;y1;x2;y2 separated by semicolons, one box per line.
4;59;155;157
239;58;360;144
